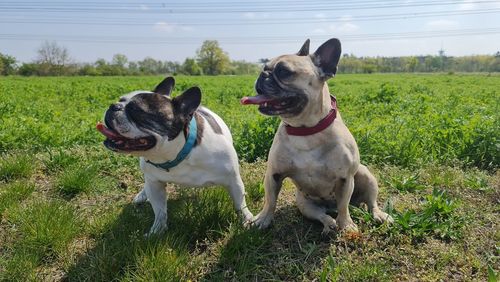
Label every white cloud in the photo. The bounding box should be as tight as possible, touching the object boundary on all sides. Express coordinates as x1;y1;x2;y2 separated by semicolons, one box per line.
330;22;359;33
315;13;327;19
242;12;270;19
457;1;476;10
426;19;459;29
243;12;256;19
139;5;149;10
154;22;174;32
338;15;353;22
312;28;327;34
153;22;194;33
181;26;194;32
312;15;359;34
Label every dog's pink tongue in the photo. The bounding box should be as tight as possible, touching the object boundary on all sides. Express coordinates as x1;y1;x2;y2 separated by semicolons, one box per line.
96;122;122;139
240;95;273;105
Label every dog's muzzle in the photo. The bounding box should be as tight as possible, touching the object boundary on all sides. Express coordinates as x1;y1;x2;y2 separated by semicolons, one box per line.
255;71;281;96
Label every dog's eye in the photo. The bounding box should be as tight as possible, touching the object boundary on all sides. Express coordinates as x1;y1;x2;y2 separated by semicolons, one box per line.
277;67;293;79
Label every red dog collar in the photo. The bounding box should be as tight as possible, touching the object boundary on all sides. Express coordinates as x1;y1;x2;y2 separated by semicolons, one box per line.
285;96;337;136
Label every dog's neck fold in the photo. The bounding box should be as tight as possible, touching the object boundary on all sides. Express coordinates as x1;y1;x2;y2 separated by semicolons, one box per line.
281;83;332;128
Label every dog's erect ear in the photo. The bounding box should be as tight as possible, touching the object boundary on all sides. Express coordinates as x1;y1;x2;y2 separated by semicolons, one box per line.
297;39;310;56
173;87;201;117
153;76;175;96
311;38;342;78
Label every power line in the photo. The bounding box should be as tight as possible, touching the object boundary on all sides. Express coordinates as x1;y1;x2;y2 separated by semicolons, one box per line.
1;28;498;44
0;0;483;8
1;9;498;26
0;0;497;13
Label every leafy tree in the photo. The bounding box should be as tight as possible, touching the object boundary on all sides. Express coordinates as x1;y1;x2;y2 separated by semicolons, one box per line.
127;61;140;75
196;40;230;75
229;60;260;75
18;63;39;76
405;57;418;72
0;53;17;75
78;64;100;76
165;61;181;74
109;54;129;75
181;58;202;75
138;57;162;74
111;54;128;68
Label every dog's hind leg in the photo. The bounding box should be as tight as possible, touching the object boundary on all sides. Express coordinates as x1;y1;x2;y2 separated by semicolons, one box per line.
252;168;283;229
296;191;337;235
225;175;254;225
144;177;168;236
353;165;393;224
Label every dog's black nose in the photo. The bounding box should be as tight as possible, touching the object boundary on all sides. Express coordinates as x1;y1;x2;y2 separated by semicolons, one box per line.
110;103;123;111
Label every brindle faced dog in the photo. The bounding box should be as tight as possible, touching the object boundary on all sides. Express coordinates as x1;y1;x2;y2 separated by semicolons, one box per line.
97;77;253;236
241;38;393;234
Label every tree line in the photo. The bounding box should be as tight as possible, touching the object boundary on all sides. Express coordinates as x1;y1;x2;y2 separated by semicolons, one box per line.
0;40;260;76
1;41;499;76
339;51;500;73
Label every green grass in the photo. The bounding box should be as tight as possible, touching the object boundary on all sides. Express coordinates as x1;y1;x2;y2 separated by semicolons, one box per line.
43;148;81;173
1;200;81;280
320;255;392;282
389;188;464;241
383;171;426;193
54;165;98;197
0;153;34;181
0;74;498;281
1;74;498;169
0;180;35;216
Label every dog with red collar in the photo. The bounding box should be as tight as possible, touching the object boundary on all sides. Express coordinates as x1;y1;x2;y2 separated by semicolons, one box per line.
241;38;392;234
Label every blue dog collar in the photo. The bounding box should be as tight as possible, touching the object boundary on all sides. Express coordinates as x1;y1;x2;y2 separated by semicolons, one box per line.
146;116;197;171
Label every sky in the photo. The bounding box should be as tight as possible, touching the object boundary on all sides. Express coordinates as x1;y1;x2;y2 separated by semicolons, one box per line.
1;0;500;64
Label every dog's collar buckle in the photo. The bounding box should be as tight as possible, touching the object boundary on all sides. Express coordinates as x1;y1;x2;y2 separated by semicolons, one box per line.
285;95;337;136
146;117;197;171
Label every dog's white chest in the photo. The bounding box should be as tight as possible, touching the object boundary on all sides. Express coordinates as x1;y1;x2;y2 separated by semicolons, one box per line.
282;140;356;201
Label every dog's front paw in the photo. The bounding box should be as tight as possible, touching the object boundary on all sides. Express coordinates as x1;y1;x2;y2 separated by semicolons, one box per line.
133;188;148;204
251;212;273;229
321;223;338;236
373;209;394;224
241;211;254;228
336;216;358;233
145;212;167;237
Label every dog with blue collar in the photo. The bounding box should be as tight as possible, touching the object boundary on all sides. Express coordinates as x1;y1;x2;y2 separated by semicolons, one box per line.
97;77;254;236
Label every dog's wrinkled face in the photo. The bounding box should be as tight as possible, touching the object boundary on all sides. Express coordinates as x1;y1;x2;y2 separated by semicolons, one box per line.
97;77;201;153
241;38;341;117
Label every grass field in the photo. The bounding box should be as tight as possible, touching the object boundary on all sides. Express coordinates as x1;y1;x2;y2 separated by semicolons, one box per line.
0;74;498;281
